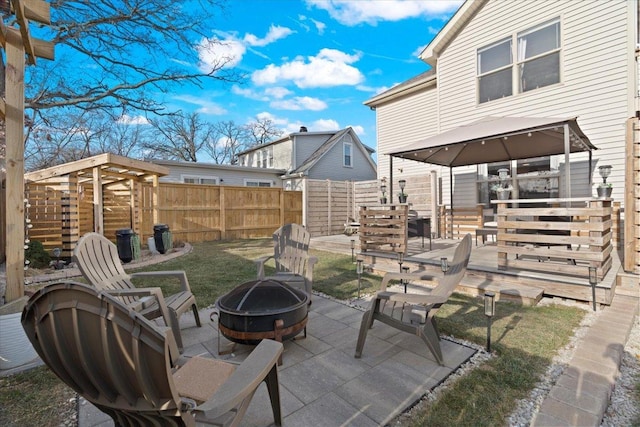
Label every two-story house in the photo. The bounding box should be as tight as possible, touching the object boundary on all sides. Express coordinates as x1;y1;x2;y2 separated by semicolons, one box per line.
365;0;635;213
237;126;377;190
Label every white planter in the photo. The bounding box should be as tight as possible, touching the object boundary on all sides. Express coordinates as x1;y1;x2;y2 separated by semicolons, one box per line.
0;311;39;370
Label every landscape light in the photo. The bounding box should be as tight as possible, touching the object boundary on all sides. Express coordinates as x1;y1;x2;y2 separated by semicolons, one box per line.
589;266;598;311
440;257;449;273
356;259;364;299
484;292;496;352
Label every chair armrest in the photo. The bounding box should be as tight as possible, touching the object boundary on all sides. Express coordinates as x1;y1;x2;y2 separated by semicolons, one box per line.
131;270;191;292
103;287;172;331
254;255;274;280
194;339;283;421
304;255;319;284
379;271;439;291
377;291;448;306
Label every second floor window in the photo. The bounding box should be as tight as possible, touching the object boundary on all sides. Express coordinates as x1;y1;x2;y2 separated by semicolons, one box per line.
478;18;560;104
343;141;352;167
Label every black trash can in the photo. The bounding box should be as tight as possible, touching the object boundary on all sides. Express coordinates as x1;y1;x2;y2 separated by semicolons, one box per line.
153;224;172;254
116;228;135;263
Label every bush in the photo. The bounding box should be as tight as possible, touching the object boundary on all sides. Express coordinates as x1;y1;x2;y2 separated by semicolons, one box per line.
25;240;51;269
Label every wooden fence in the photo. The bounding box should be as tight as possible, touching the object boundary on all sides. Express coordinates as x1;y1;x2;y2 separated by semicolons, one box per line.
0;176;5;262
359;204;409;254
23;181;302;256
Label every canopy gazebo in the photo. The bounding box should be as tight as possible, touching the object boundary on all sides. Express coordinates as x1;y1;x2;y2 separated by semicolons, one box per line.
379;116;614;286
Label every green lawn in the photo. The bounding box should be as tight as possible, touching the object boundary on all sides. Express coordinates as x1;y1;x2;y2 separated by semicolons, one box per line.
1;239;592;426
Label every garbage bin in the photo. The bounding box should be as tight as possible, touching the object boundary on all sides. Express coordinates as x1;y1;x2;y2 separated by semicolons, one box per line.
116;228;135;263
153;224;172;254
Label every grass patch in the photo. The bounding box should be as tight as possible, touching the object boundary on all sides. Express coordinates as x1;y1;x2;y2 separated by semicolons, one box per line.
2;239;585;426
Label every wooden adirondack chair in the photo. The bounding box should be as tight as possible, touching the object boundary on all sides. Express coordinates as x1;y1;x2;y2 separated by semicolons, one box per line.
255;224;318;296
73;232;201;351
355;234;472;366
22;281;284;427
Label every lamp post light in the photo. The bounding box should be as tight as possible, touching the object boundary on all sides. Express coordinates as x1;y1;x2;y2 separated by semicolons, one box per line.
398;179;406;192
598;165;612;185
350;239;355;262
440;257;449;273
401;266;410;293
397;251;404;273
380;184;387;204
484;292;496;352
589;266;598;311
356;258;364;299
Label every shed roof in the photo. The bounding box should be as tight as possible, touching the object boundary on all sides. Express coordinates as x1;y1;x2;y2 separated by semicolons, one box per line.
25;153;169;184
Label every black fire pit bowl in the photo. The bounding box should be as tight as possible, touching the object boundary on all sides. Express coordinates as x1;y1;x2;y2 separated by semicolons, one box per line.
216;279;310;345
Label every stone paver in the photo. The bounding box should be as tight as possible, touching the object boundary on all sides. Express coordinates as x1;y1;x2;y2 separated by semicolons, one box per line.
532;294;639;426
76;296;477;426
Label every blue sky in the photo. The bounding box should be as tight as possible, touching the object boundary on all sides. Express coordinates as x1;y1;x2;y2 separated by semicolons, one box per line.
155;0;462;153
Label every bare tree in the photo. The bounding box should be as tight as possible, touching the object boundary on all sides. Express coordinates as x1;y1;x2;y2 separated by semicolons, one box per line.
145;112;214;162
25;0;241;117
245;117;283;146
207;120;250;165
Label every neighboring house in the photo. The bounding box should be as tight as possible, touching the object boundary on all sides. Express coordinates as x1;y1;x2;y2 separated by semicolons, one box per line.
365;0;635;210
153;160;285;188
237;127;377;190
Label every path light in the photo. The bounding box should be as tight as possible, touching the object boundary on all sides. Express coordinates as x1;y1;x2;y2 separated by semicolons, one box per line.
356;259;364;299
401;266;410;293
440;257;449;273
589;266;598;311
484;292;496;352
598;165;612;185
397;251;404;273
350;239;355;262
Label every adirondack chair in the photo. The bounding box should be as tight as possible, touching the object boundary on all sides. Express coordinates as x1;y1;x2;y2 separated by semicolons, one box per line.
255;224;318;296
73;232;201;351
355;234;472;366
21;281;284;427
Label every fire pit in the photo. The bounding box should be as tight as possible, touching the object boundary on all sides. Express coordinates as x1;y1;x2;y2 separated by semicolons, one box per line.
215;279;309;346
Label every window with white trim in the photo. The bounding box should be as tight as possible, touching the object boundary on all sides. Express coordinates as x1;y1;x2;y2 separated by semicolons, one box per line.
244;179;273;187
181;175;219;185
343;141;353;167
478;18;560;104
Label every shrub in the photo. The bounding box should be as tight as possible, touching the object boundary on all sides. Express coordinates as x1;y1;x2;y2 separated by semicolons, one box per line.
25;240;51;269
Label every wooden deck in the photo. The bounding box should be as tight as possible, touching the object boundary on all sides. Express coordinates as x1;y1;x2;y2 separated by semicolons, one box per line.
311;234;622;306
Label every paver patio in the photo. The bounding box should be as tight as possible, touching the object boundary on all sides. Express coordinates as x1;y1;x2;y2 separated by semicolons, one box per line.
78;293;478;427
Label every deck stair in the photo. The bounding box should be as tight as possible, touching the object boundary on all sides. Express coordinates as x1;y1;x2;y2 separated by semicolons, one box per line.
310;234;618;306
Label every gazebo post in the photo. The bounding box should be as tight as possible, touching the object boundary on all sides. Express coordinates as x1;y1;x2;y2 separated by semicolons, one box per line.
93;166;104;234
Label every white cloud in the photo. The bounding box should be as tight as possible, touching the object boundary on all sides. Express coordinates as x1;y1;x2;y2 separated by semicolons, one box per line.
197;34;246;72
312;19;326;34
117;114;149;125
348;124;365;135
252;48;364;88
306;0;462;26
232;85;269;101
173;94;228;115
244;25;294;47
264;86;293;99
271;96;327;111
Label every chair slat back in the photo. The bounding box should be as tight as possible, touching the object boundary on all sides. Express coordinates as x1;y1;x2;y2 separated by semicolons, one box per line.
74;233;138;305
431;234;472;299
273;224;310;276
21;282;190;425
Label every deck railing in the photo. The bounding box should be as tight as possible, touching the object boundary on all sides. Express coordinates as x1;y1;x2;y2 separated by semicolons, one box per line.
495;198;612;280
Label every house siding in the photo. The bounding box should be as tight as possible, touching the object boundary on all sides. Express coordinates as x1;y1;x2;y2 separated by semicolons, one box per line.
307;137;377;181
155;162;283;187
375;0;631;206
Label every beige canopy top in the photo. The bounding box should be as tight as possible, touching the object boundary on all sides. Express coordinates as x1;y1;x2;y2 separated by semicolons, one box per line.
387;116;595;168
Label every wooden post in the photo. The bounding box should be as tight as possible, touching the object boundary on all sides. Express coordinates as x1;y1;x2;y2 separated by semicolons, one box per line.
152;174;159;226
92;166;103;234
4;28;26;302
624;117;636;272
220;186;226;239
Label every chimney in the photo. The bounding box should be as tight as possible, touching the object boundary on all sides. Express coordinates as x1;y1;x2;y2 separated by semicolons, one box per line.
299;126;308;132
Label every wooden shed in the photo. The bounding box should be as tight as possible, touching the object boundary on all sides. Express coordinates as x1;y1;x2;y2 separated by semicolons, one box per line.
24;154;169;257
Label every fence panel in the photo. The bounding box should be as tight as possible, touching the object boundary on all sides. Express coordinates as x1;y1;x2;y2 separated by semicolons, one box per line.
0;175;5;262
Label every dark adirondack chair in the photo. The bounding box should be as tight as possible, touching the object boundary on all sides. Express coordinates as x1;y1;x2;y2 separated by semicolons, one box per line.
22;281;284;426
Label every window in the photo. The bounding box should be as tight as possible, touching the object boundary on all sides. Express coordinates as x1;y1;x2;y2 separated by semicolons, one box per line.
343;141;353;167
518;20;560;92
478;18;560;103
478;38;512;103
181;175;219;185
261;149;268;168
245;179;273;187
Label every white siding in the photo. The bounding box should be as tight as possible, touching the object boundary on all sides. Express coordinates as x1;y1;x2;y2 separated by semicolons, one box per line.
156;163;283;187
436;0;630;201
